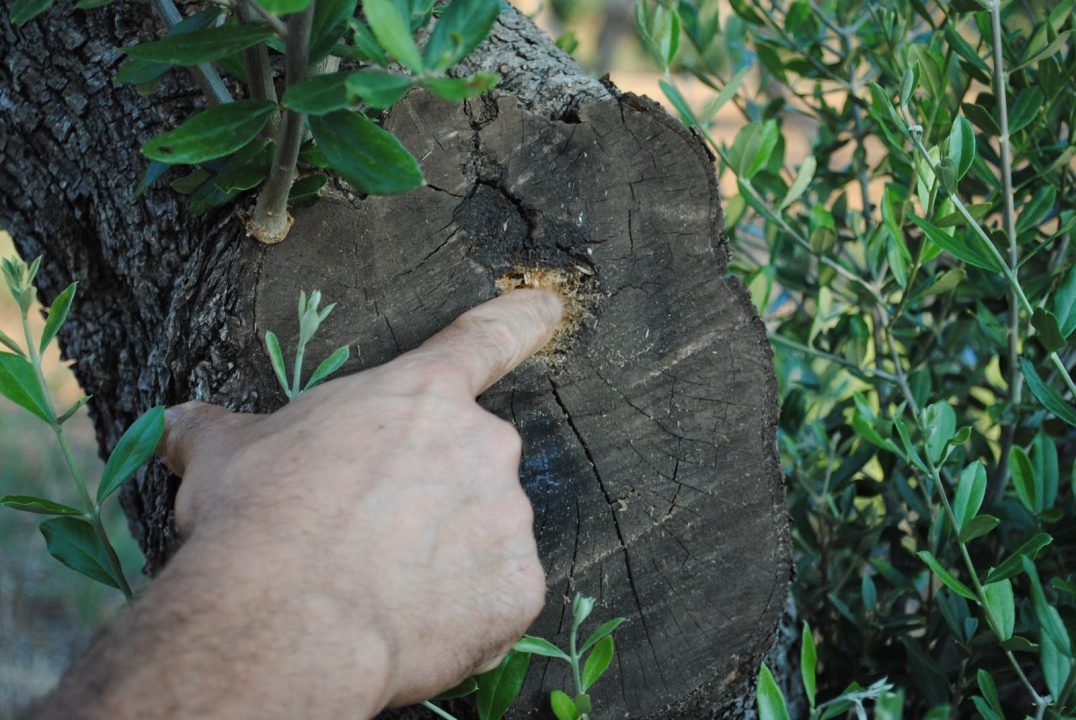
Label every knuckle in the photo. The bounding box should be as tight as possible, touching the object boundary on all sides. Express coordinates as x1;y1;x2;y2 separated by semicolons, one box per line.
488;492;534;539
467;315;519;373
481;494;532;540
506;492;535;530
391;353;460;395
395;353;445;387
524;580;546;621
516;557;547;622
485;416;523;459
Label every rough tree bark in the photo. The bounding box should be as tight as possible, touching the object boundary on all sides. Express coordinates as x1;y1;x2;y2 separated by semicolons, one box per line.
0;3;791;717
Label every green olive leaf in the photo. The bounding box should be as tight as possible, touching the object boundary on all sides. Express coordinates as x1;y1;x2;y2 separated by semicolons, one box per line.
917;550;977;601
947;116;975;182
422;0;501;71
0;352;54;423
580;635;615;691
347;70;415;108
255;0;312;13
1;495;82;516
38;282;76;354
421;73;498;102
141;100;277;165
307;110;424;195
1021;359;1076;427
124;25;275;66
39;516;121;589
756;662;790;720
282;73;352;115
10;0;55;24
97;406;166;503
362;0;423;72
513;635;571;662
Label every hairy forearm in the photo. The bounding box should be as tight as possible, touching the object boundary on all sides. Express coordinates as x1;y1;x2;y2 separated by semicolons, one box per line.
35;534;391;719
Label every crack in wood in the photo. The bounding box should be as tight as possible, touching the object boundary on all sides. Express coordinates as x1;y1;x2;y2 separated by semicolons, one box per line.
547;377;670;695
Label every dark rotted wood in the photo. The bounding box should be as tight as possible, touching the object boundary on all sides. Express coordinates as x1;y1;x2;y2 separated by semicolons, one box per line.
0;1;789;717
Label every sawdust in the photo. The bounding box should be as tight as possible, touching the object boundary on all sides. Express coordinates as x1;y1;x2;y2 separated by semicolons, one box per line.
495;265;597;363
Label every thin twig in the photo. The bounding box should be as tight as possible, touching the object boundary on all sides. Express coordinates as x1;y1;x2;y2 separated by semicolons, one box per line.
806;0;844;36
751;0;844;61
248;3;314;244
885;336;920;416
150;0;233;105
237;1;278;104
19;302;134;602
990;0;1023;503
852;105;873;231
710;128;881;306
769;333;901;384
841;20;872;233
736;176;886;306
230;0;288;37
420;701;460;720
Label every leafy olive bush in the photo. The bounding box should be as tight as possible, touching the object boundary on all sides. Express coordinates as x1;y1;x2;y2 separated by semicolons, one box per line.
638;0;1075;716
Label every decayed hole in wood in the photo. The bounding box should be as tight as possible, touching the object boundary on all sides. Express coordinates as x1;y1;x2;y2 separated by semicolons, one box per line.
495;265;599;363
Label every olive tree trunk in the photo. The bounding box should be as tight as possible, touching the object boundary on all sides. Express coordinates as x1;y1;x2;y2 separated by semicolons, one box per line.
0;3;791;717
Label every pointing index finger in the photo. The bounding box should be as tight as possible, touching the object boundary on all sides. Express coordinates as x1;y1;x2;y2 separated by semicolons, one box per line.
406;289;564;397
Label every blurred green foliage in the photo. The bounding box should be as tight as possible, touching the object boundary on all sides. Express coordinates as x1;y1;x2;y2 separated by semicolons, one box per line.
0;235;142;713
636;0;1076;715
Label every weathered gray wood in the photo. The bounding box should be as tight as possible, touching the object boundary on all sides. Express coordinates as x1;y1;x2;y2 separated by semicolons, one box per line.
0;1;790;717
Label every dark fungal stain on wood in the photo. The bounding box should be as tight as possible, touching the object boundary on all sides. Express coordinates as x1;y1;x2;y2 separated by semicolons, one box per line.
255;90;789;718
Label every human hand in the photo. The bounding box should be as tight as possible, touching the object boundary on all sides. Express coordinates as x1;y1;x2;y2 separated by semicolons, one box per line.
151;289;563;717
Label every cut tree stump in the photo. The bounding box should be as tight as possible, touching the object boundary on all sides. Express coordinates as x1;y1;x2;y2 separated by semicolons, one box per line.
262;91;791;718
1;4;789;717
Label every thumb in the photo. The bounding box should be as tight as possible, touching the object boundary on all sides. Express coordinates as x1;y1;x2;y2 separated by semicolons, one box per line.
157;401;243;477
